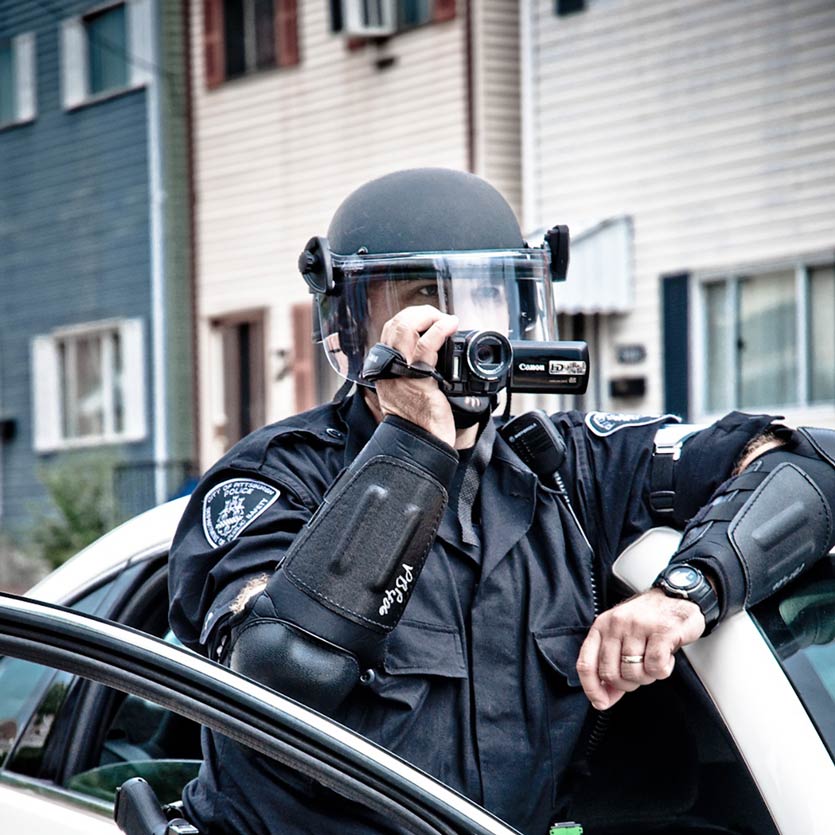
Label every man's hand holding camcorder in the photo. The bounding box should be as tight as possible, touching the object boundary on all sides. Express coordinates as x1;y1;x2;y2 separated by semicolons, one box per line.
371;305;460;448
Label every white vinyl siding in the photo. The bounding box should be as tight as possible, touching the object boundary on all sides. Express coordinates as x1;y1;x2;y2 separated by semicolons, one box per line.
524;0;835;420
472;0;522;219
31;319;147;452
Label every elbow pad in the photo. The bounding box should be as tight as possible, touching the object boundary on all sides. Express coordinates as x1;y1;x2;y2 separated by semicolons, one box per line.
668;427;835;621
228;415;457;710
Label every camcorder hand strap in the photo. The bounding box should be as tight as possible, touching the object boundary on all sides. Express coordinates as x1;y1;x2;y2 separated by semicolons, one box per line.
360;342;452;392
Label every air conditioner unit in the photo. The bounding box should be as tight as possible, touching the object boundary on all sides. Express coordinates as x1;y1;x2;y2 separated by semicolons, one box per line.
343;0;397;37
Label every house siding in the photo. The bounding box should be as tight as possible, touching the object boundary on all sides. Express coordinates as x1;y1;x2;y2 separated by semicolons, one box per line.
0;0;194;538
525;0;835;423
473;0;523;218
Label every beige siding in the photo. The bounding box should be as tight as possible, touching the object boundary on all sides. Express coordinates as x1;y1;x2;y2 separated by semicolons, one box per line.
191;1;470;466
473;0;523;218
526;0;835;421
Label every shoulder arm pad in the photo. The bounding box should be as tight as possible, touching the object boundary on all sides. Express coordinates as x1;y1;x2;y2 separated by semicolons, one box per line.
651;411;781;525
667;427;835;621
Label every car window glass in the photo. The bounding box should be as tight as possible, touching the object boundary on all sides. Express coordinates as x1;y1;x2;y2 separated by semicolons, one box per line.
751;556;835;760
67;627;202;806
0;580;118;772
0;659;55;768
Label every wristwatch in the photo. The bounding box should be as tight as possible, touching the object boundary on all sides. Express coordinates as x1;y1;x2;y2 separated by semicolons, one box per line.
653;563;720;630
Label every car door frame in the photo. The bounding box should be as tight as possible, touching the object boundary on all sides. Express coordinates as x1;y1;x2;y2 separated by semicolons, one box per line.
0;592;521;835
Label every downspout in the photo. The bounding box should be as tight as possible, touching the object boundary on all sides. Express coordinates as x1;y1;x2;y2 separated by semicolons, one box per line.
148;1;169;505
520;0;536;232
183;0;200;475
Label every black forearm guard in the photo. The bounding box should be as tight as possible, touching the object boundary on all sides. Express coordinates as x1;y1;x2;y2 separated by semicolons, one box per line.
669;427;835;622
227;415;458;711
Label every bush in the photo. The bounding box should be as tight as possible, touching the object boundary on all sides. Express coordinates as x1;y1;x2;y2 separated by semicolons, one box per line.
33;455;117;569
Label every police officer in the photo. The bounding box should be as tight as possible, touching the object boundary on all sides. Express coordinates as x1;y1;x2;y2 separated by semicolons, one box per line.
168;168;835;835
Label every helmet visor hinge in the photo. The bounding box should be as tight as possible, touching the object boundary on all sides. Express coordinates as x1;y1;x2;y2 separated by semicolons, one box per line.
298;236;336;295
545;225;570;281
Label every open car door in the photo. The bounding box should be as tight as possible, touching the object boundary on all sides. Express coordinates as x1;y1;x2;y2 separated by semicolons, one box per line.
0;592;521;835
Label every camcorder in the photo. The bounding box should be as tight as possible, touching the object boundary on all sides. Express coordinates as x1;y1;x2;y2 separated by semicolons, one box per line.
436;330;589;397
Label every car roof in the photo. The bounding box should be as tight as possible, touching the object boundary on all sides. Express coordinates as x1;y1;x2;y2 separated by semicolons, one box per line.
26;496;190;605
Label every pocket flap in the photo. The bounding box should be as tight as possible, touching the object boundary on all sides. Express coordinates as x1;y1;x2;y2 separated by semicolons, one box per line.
533;626;587;688
383;619;467;678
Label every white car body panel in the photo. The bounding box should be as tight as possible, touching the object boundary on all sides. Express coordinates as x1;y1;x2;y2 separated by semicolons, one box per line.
613;528;835;835
0;782;115;833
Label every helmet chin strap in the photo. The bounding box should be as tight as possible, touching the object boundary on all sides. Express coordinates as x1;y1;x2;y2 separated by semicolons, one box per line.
449;395;498;429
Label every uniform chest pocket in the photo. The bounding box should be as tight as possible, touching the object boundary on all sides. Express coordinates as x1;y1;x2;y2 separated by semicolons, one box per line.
533;625;590;805
367;619;467;710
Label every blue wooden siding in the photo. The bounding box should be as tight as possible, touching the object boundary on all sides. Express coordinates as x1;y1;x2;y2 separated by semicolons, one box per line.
0;1;156;536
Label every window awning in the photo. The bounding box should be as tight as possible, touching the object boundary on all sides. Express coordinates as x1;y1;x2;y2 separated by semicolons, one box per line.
534;215;634;315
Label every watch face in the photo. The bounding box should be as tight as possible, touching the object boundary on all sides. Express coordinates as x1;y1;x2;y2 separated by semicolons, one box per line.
666;565;701;591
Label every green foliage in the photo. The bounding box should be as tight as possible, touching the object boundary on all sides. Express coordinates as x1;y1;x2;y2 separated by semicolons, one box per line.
33;455;116;569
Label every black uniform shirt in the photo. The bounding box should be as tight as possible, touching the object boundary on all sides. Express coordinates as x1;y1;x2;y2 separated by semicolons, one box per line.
169;396;682;835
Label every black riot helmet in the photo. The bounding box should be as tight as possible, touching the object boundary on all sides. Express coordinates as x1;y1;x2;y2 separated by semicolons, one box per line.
298;168;566;385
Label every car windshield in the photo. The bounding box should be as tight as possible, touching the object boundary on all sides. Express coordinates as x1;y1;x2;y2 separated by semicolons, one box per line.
750;554;835;761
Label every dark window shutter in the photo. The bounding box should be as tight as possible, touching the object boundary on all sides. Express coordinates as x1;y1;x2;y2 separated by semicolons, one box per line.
203;0;225;88
433;0;456;23
661;272;690;420
329;0;343;32
276;0;300;67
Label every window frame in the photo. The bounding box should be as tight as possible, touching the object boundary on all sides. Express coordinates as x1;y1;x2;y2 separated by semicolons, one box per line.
691;253;835;421
203;0;299;90
0;32;37;129
60;0;152;111
31;318;147;453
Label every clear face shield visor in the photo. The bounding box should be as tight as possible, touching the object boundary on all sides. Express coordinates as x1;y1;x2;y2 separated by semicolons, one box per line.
315;249;558;385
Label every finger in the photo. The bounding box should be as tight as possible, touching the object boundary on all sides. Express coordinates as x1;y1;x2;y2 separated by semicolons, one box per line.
598;635;640;689
619;638;655;686
413;314;460;366
380;306;455;361
644;632;677;680
577;627;609;709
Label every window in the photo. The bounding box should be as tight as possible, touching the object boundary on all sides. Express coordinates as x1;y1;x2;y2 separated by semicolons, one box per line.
331;0;455;38
210;312;266;453
697;261;835;415
203;0;299;88
61;1;151;109
31;319;146;452
555;0;586;16
86;4;128;95
0;33;36;127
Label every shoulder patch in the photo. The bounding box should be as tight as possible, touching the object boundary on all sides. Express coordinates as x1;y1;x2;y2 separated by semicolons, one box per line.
202;478;280;548
585;411;680;437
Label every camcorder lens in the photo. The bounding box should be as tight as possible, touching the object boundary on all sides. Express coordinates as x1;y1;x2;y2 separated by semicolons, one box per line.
467;332;512;380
